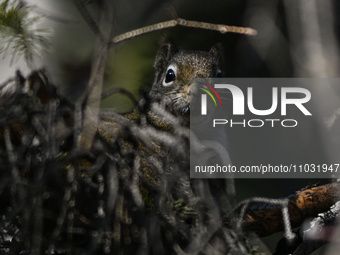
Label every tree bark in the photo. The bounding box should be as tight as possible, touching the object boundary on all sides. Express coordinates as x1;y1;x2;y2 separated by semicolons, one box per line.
243;182;340;237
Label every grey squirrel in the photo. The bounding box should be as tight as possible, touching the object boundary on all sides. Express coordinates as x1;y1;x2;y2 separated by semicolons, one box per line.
148;39;224;126
97;40;226;191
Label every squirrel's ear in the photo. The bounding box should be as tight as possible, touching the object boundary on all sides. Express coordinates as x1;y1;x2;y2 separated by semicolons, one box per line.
209;43;223;61
154;38;178;71
210;43;224;73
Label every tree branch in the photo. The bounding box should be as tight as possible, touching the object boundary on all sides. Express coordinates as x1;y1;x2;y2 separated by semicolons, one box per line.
78;1;113;152
242;182;340;237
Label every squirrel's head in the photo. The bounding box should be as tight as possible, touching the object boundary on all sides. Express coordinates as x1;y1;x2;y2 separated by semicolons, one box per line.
149;39;223;125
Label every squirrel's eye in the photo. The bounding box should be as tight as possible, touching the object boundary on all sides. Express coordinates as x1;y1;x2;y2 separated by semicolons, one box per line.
216;69;222;78
165;69;175;82
163;65;177;86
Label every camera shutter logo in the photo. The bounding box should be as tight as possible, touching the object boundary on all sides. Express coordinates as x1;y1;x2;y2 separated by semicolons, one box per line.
198;82;223;115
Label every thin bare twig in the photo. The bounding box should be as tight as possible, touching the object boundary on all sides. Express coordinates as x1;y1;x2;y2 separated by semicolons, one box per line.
78;1;114;152
111;18;257;44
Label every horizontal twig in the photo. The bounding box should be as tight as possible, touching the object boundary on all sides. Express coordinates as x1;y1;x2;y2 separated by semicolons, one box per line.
112;18;257;44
